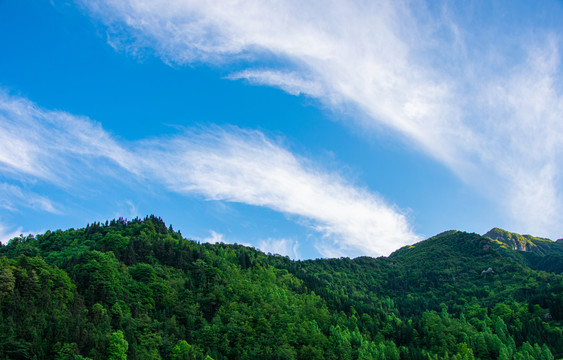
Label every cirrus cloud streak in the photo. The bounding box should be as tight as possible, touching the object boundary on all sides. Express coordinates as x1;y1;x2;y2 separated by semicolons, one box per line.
0;91;418;257
79;0;563;237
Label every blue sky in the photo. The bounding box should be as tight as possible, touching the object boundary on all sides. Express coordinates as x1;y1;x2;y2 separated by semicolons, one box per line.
1;0;563;259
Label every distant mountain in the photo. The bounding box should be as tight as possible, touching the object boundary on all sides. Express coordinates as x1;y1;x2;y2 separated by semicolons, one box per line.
1;217;562;359
483;228;563;273
483;228;560;255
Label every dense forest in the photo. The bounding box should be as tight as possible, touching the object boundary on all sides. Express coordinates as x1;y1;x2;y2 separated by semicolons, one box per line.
1;216;562;359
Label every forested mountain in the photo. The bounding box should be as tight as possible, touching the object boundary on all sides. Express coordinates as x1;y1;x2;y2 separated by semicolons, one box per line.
1;216;562;360
483;228;563;256
484;228;563;274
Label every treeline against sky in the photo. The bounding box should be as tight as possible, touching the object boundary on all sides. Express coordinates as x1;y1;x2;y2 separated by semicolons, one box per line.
1;216;562;359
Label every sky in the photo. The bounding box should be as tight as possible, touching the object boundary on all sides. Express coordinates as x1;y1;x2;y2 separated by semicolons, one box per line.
1;0;563;259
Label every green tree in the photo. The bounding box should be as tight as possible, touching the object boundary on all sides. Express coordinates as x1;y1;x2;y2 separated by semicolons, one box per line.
541;344;554;360
0;259;15;297
171;340;193;360
108;331;128;360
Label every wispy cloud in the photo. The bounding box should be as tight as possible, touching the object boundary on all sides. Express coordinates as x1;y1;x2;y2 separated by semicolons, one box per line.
0;221;42;246
0;183;60;214
258;238;300;259
79;0;563;237
203;230;225;244
228;70;325;97
0;222;22;245
476;43;563;234
0;90;137;184
140;127;418;256
0;91;417;257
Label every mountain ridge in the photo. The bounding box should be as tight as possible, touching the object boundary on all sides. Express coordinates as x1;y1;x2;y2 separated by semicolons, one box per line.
1;216;562;359
483;228;559;255
482;227;563;274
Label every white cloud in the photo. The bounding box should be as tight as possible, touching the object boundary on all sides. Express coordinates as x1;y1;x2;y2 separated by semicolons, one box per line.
477;44;563;235
0;90;137;184
139;127;418;257
0;91;416;257
228;70;325;97
79;0;563;238
203;230;225;244
200;230;255;248
0;222;22;245
0;221;42;246
125;200;139;219
0;183;60;214
258;238;299;259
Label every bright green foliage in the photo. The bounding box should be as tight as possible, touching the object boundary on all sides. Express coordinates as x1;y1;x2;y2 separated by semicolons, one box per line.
484;228;563;273
0;216;562;359
170;340;192;360
107;331;128;360
484;228;557;255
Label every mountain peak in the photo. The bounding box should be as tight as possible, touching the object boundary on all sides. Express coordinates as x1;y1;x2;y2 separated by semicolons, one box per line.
483;227;554;255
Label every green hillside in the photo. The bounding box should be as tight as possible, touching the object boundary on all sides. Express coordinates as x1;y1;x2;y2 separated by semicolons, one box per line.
1;216;562;360
483;228;562;255
484;228;563;273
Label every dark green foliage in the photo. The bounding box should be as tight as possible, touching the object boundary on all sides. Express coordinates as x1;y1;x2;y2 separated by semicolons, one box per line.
1;216;562;359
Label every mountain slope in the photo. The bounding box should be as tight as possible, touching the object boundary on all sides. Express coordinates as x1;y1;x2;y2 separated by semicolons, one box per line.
1;216;562;360
483;228;561;255
484;228;563;273
291;230;562;320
